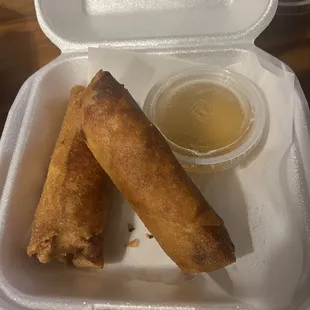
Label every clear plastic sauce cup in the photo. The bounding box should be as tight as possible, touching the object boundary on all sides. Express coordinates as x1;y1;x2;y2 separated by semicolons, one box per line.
144;68;267;172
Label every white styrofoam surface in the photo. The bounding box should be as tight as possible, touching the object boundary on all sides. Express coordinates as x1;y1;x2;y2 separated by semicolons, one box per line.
0;47;309;310
34;0;277;51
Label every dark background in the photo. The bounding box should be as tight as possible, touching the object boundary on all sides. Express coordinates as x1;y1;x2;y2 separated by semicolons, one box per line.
0;0;309;134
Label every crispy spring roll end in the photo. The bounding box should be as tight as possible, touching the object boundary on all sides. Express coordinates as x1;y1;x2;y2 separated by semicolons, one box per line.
64;235;104;268
27;235;56;264
28;236;104;269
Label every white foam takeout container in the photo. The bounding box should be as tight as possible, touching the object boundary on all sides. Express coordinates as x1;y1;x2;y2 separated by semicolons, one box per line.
0;0;310;309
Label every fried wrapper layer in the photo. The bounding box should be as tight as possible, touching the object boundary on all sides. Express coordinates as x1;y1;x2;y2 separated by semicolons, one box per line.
27;86;110;268
81;71;236;273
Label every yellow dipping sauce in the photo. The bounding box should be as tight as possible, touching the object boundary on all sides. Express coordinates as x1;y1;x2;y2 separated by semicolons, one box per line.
144;68;266;172
156;82;252;157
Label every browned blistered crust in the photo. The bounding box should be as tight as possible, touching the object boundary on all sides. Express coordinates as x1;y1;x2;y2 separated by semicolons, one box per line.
81;71;236;273
27;85;111;268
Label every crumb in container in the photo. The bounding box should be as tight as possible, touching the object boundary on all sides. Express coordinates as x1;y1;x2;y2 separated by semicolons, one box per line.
125;239;139;248
146;233;154;239
128;223;135;232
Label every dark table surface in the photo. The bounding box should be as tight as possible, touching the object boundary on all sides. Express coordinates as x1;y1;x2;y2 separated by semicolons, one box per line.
0;1;310;134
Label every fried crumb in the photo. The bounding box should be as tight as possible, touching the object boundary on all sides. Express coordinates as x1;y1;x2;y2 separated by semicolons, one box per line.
128;223;135;232
125;239;139;248
146;233;154;239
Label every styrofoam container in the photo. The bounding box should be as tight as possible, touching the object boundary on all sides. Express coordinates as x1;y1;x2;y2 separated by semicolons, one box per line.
0;0;310;309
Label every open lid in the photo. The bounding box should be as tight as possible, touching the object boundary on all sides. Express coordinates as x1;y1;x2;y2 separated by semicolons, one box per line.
34;0;278;52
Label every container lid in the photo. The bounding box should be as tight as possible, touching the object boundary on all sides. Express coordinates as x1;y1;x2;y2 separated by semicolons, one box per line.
34;0;278;52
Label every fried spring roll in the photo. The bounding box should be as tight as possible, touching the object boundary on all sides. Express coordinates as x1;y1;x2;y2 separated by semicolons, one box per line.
81;71;236;273
27;86;111;268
